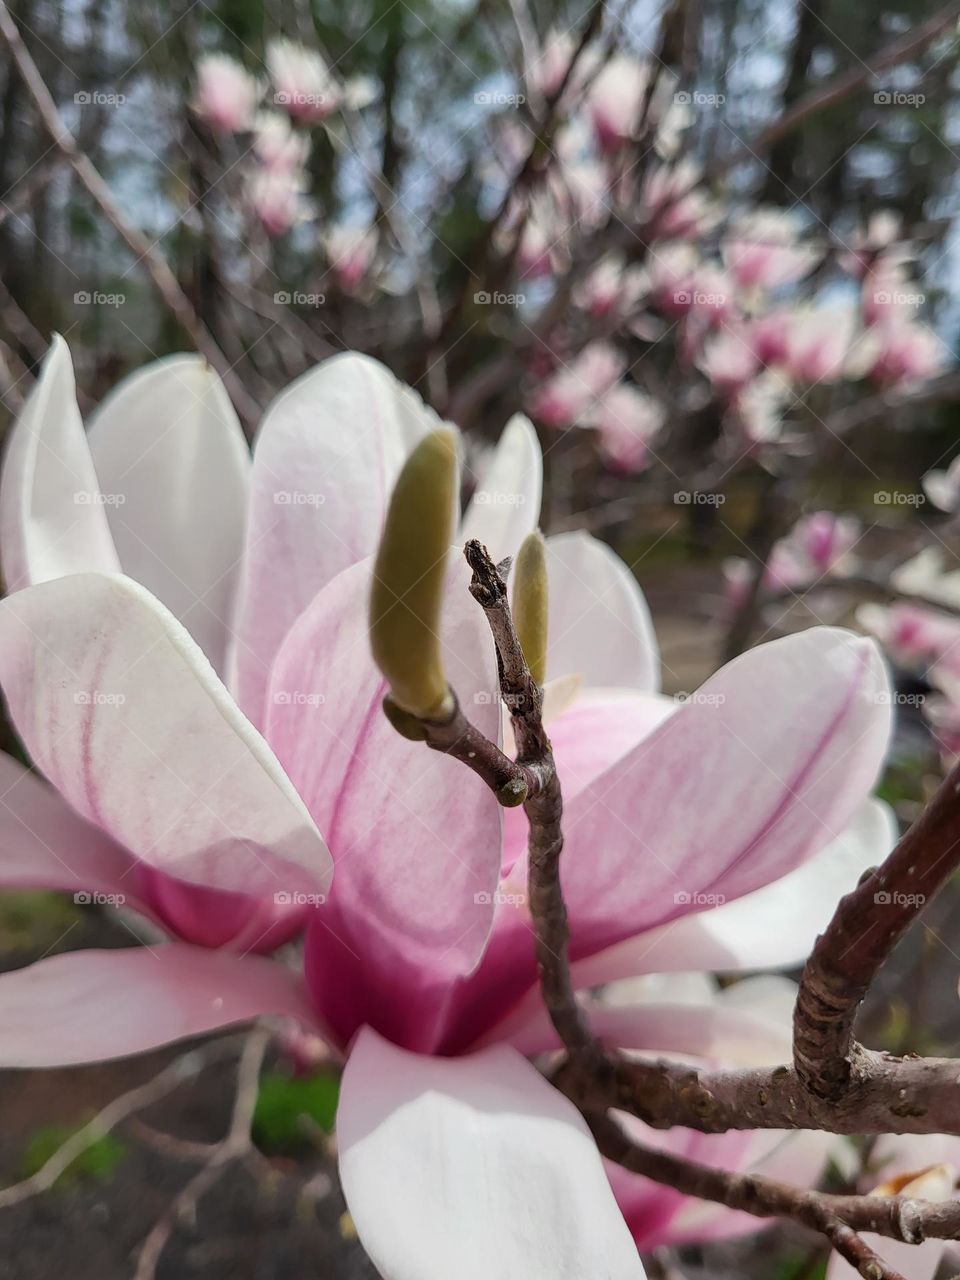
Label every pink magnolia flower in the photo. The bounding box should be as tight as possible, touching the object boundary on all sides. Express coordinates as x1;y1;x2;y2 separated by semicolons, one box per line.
783;305;857;384
267;38;339;124
855;316;944;387
641;161;719;242
827;1135;960;1280
576;255;648;319
252;111;310;172
587;55;648;152
725;512;860;605
528;342;625;427
0;339;894;1268
583;384;666;473
323;225;377;292
192;54;259;134
247;167;307;237
697;325;760;395
721;210;819;291
857;602;960;671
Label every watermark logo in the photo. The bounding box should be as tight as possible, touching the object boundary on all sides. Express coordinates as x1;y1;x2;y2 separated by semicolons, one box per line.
474;290;525;306
675;690;726;707
874;90;925;107
474;90;526;107
74;490;125;506
874;491;925;507
74;890;126;906
674;90;725;107
272;690;326;707
873;290;924;308
275;90;328;110
673;889;726;907
475;491;525;506
474;890;526;906
874;890;925;907
274;490;326;506
74;690;125;707
74;90;126;107
674;490;726;506
274;890;327;906
274;290;325;307
74;290;125;307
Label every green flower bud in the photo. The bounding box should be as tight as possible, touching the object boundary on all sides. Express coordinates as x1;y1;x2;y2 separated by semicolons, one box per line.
370;428;458;720
512;530;548;686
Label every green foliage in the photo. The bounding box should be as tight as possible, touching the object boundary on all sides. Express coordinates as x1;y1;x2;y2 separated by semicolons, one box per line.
252;1069;341;1152
17;1123;126;1187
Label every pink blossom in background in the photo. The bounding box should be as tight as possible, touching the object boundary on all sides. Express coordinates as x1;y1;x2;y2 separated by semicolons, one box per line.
587;55;648;152
782;305;857;384
696;325;760;395
725;511;860;605
641;161;719;242
267;37;339;123
721;210;819;291
576;255;649;319
583;383;666;473
192;54;259;134
323;225;377;292
856;316;944;387
528;341;624;427
252;111;310;171
247;167;307;237
840;210;904;278
0;339;896;1270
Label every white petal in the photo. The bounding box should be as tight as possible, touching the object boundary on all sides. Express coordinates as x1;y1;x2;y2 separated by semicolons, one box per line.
87;355;250;674
339;1026;646;1280
0;335;119;589
545;531;660;692
460;414;543;560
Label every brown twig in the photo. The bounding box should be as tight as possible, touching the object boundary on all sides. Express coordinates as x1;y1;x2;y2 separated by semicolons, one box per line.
132;1026;269;1280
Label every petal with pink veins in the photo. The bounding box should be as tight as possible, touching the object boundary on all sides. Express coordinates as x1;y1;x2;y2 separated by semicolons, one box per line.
338;1026;646;1279
560;628;891;959
544;532;660;692
0;945;316;1067
229;353;440;725
87;355;250;675
0;573;332;898
459;414;543;560
0;750;137;899
268;558;502;1053
573;798;897;986
0;334;120;591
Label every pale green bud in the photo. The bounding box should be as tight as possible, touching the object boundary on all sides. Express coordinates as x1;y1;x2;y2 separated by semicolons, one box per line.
512;530;548;686
370;428;458;720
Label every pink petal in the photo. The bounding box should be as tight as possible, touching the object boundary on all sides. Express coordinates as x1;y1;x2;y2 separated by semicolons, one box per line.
229;353;439;725
502;690;675;873
0;750;135;897
0;335;119;590
338;1026;646;1279
573;799;896;985
0;945;315;1066
545;532;660;691
459;414;543;560
0;573;332;899
561;628;890;958
87;355;250;675
267;558;503;1053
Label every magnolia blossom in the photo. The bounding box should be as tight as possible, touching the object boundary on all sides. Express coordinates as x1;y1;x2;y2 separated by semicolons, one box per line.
267;38;339;123
192;54;259;134
252;111;310;171
725;511;860;604
583;383;666;473
857;601;960;671
0;339;895;1270
641;161;719;242
697;325;759;395
923;455;960;513
721;210;819;292
247;167;307;237
587;55;648;152
528;342;624;427
576;255;648;319
783;305;857;384
827;1135;960;1280
855;316;943;387
323;225;377;292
